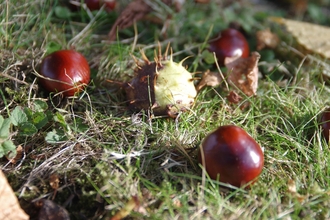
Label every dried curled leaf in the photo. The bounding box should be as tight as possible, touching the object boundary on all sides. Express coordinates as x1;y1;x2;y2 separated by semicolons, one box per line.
225;52;261;97
49;173;60;190
6;145;23;164
287;179;306;203
196;70;223;91
0;170;29;220
256;29;279;50
227;90;242;104
108;0;180;41
274;0;307;15
270;17;330;58
111;196;147;220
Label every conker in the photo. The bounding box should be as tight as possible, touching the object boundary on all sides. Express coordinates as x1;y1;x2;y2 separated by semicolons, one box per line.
320;107;330;141
85;0;116;11
198;125;264;187
209;28;250;65
39;50;90;97
70;0;116;11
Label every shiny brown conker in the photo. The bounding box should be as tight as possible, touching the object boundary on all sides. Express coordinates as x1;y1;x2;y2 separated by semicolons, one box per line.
198;125;264;187
320;108;330;141
39;50;90;97
85;0;116;11
209;28;250;66
69;0;116;12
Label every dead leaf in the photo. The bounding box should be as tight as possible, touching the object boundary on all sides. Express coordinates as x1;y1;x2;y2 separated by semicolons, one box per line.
256;29;279;50
227;90;242;104
287;179;307;203
0;170;29;220
173;0;186;12
108;0;177;41
49;173;60;191
172;198;182;208
273;0;307;15
6;145;23;164
34;199;70;220
111;196;147;220
49;173;60;200
225;52;261;97
196;70;222;91
270;17;330;59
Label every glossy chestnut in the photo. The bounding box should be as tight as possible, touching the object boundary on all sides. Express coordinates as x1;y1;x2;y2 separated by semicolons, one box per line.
198;125;264;187
70;0;116;11
86;0;115;11
39;50;90;97
320;108;330;141
209;28;250;65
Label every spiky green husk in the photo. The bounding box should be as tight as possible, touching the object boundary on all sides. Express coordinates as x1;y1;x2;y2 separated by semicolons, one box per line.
125;49;197;117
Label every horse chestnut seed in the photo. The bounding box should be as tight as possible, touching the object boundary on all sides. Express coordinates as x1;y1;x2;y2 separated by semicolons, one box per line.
39;50;90;97
70;0;116;11
198;125;264;187
209;28;250;66
320;108;330;141
85;0;116;11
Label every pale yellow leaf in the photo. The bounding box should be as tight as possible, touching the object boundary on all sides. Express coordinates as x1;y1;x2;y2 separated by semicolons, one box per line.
0;170;29;220
271;17;330;58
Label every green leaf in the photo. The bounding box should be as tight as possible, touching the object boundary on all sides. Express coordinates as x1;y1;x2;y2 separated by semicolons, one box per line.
73;118;89;133
46;110;54;121
201;50;216;65
45;41;63;55
19;122;38;136
32;112;48;129
54;112;70;131
10;106;28;126
33;100;48;112
0;116;11;139
54;6;72;19
54;112;66;125
23;107;34;121
0;140;16;158
45;129;67;144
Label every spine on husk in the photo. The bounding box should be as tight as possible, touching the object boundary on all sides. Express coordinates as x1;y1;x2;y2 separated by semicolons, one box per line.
125;45;197;118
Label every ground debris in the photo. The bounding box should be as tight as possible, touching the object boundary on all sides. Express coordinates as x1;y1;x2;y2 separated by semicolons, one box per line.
108;0;177;41
34;199;70;220
110;195;147;220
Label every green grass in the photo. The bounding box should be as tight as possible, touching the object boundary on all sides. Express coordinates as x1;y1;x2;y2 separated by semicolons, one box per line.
2;0;330;219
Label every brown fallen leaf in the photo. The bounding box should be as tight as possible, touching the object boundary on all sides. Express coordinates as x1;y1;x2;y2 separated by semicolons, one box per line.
49;173;60;200
0;170;29;220
225;52;261;97
34;199;70;220
196;70;223;91
287;179;307;203
227;90;242;104
256;29;280;51
49;173;60;191
270;17;330;59
273;0;307;15
111;196;147;220
6;145;23;164
108;0;178;41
